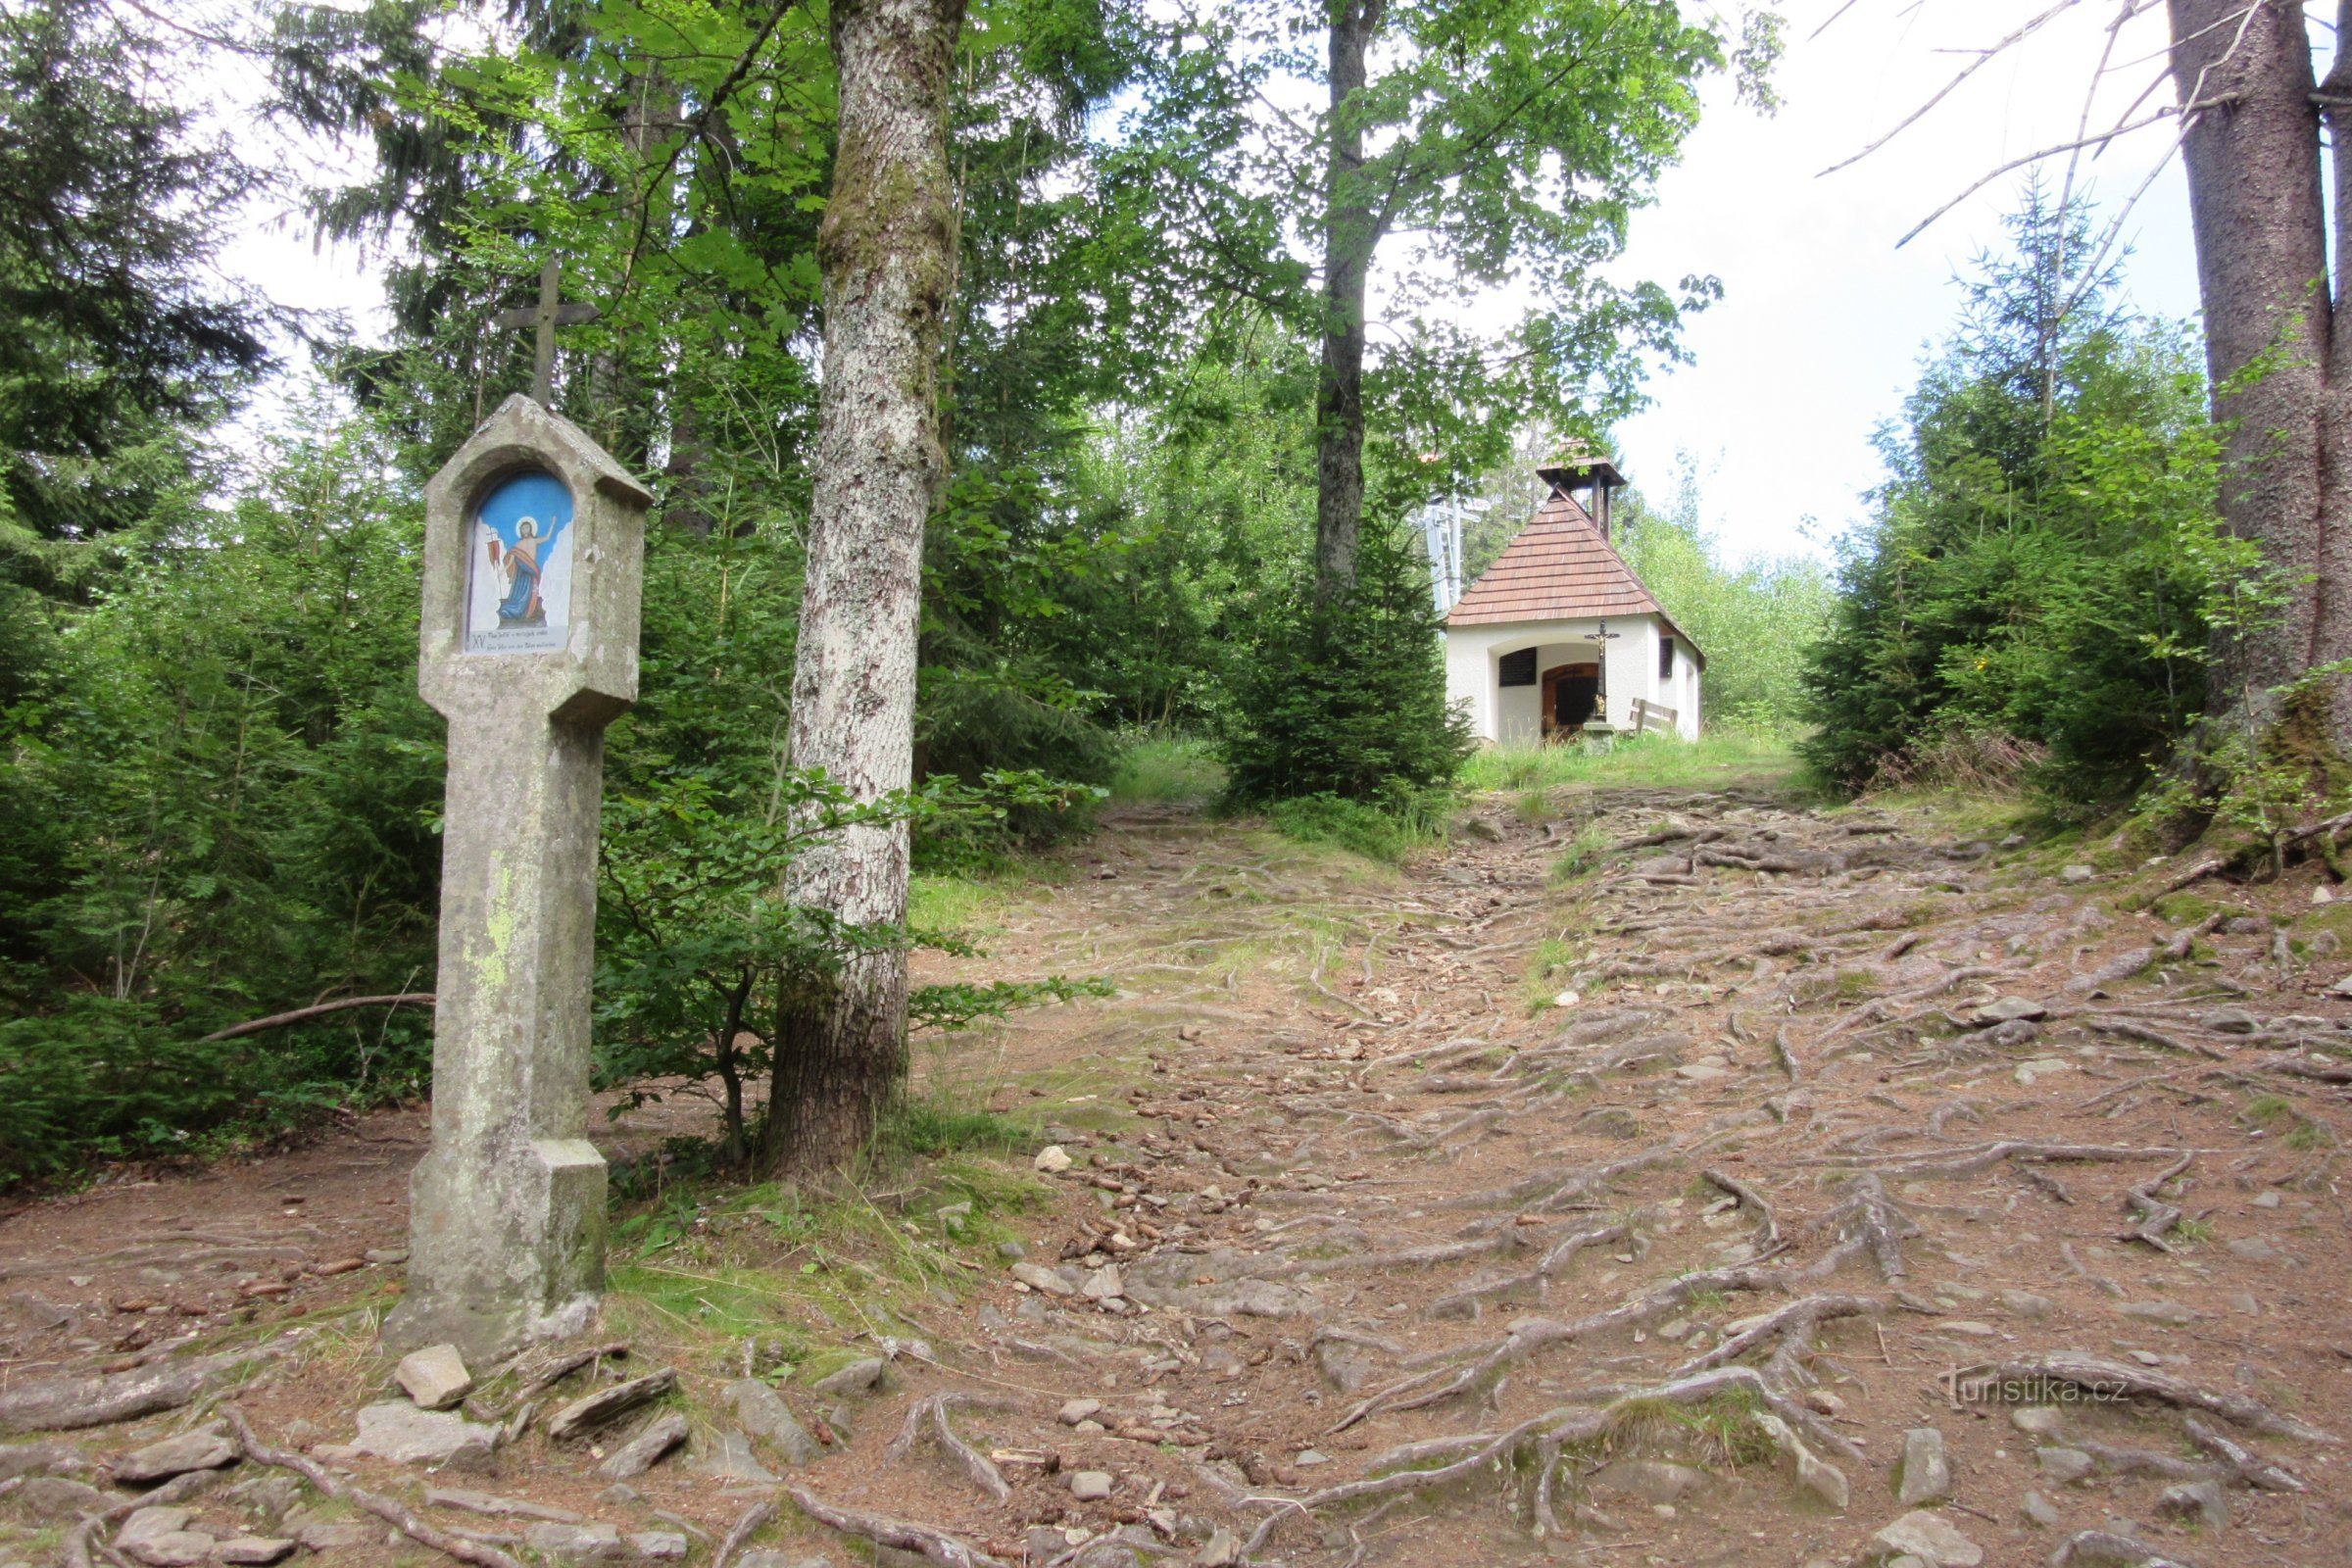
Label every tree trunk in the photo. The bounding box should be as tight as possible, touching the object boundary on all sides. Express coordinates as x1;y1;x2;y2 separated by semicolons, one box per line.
2168;0;2349;742
1312;0;1386;605
764;0;962;1176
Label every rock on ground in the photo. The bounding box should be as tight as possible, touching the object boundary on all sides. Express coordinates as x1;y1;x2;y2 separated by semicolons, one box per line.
393;1344;474;1411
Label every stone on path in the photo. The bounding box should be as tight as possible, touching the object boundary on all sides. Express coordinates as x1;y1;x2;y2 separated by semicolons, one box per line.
1058;1397;1103;1425
0;1440;84;1480
339;1401;498;1464
113;1427;235;1484
1755;1411;1845;1511
723;1377;820;1466
383;396;652;1364
24;1476;116;1515
1872;1509;1983;1568
2022;1491;2061;1528
117;1509;213;1568
1069;1469;1113;1500
546;1369;677;1442
1895;1427;1951;1505
808;1356;885;1397
2010;1406;2064;1437
1592;1458;1704;1503
595;1411;689;1481
527;1520;624;1563
1033;1146;1074;1173
215;1541;296;1566
1011;1262;1076;1297
394;1344;474;1411
2037;1446;2095;1484
1975;995;2048;1025
692;1426;778;1486
2156;1478;2227;1530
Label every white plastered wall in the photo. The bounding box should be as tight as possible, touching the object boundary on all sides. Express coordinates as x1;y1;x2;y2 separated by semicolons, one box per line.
1446;616;1699;743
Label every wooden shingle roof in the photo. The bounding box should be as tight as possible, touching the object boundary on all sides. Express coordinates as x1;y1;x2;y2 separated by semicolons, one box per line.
1445;489;1702;662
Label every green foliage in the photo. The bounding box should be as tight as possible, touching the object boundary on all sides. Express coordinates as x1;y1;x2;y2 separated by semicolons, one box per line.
0;0;268;562
1221;517;1473;805
1610;463;1833;729
1108;733;1226;804
1262;789;1452;863
1129;0;1751;496
1801;186;2259;804
0;401;442;1181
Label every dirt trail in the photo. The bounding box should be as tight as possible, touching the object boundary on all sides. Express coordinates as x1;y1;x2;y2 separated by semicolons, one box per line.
6;775;2352;1568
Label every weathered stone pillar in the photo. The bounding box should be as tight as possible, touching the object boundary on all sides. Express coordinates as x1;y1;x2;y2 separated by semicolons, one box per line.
384;395;650;1363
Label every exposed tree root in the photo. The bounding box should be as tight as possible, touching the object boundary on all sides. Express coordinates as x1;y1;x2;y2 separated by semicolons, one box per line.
1954;1354;2335;1442
887;1393;1019;1502
1831;1141;2184;1180
1425;1216;1642;1318
1334;1263;1822;1432
1254;1367;1847;1554
2183;1414;2306;1491
63;1465;220;1568
222;1405;521;1568
2120;1152;2194;1251
1665;1293;1880;1383
783;1482;1007;1568
1700;1167;1780;1253
710;1501;777;1568
1819;1173;1915;1282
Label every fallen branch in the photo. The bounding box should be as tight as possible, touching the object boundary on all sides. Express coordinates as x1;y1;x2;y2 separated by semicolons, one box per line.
223;1405;521;1568
200;993;436;1042
783;1483;1007;1568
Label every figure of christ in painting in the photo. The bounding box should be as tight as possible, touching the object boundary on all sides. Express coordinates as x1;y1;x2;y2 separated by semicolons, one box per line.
487;516;548;626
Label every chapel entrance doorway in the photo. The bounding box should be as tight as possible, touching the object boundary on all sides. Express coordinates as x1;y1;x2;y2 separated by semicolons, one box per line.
1541;662;1599;742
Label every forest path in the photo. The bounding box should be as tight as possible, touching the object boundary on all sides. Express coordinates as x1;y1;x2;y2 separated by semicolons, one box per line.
7;775;2352;1568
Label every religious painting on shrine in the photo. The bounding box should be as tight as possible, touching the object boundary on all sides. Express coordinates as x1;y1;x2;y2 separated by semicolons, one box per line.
466;469;575;654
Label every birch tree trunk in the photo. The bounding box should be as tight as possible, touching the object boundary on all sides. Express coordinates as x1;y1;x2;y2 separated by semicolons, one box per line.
764;0;962;1175
1312;0;1386;605
2167;0;2352;745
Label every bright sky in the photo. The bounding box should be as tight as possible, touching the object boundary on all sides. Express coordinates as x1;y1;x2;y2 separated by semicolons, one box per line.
212;0;2211;559
1610;0;2203;564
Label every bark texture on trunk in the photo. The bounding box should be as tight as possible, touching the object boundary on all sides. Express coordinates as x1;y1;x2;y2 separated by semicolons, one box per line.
766;0;962;1176
2169;0;2349;739
1312;0;1386;605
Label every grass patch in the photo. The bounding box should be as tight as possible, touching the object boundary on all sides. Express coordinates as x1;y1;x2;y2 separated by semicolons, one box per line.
1460;731;1807;796
1262;790;1451;863
1524;935;1582;1011
1109;733;1225;804
908;872;1020;942
1551;823;1612;882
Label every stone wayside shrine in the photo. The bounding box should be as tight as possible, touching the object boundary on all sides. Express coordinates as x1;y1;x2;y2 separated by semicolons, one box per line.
383;394;651;1363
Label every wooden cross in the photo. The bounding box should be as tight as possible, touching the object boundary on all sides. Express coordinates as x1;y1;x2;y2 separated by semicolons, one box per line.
492;258;601;406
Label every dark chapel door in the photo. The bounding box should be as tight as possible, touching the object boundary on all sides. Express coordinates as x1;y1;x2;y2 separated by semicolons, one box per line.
1541;663;1599;741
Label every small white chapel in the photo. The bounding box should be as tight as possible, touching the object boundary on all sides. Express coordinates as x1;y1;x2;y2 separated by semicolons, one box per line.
1443;453;1703;745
